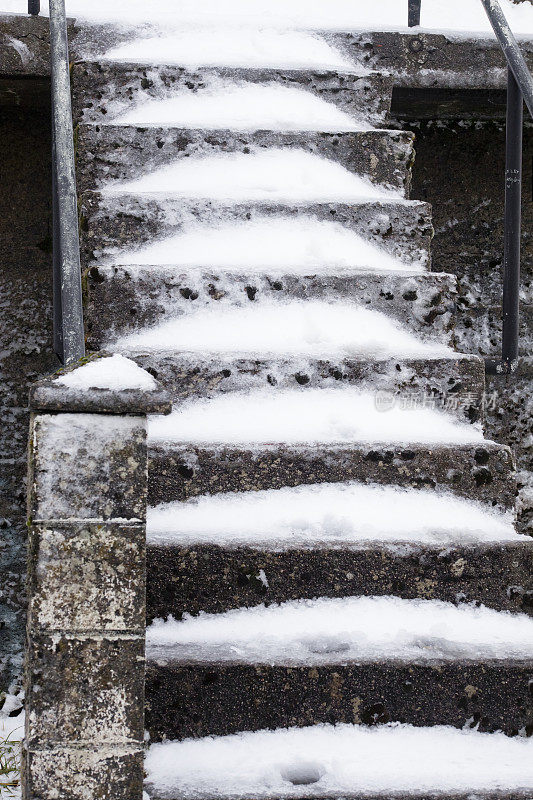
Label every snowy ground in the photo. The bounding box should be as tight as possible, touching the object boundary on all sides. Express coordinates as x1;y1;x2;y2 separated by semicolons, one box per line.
0;711;23;800
144;722;533;799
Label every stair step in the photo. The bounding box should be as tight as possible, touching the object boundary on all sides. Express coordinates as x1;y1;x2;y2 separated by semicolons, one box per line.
96;28;358;72
124;355;483;422
99;148;404;203
85;269;455;348
72;62;393;127
77;125;414;195
146;595;533;666
144;723;533;799
145;480;531;620
147;538;532;622
79;194;433;269
144;596;533;739
148;436;514;509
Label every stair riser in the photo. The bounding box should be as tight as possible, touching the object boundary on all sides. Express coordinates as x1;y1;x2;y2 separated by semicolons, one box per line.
72;63;393;126
148;445;515;509
145;661;533;741
146;542;533;622
77;127;414;195
80;195;433;269
84;269;455;348
125;356;484;422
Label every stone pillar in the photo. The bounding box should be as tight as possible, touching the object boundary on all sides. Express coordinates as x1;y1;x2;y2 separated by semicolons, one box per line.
23;354;170;800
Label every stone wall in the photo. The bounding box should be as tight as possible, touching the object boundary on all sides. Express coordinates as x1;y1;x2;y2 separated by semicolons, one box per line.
405;118;533;533
0;91;57;700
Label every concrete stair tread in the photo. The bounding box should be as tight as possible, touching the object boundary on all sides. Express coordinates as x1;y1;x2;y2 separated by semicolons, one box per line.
80;194;433;270
85;269;458;349
146;482;517;551
144;723;533;800
112;300;455;358
72;62;393;127
77;125;414;195
122;355;483;423
148;439;514;509
147;387;487;448
145;594;533;666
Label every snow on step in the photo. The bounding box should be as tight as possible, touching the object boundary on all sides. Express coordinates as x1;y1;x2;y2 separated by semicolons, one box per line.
13;0;533;37
147;483;518;550
110;83;369;132
56;354;156;391
101;149;400;203
147;387;484;446
106;215;422;273
146;595;533;664
144;722;533;799
101;29;357;72
117;302;452;358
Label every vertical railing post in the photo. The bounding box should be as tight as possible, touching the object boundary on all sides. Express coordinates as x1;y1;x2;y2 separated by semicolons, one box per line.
28;0;40;15
49;0;85;366
502;66;523;372
408;0;422;27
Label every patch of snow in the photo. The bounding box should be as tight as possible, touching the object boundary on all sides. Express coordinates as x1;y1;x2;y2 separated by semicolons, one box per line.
106;215;423;273
146;595;533;664
55;354;156;391
110;83;369;132
116;301;452;358
102;29;357;71
6;0;533;38
146;482;518;549
101;149;401;203
145;722;533;799
147;387;485;446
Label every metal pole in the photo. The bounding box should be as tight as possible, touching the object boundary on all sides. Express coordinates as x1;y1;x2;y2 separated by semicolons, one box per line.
49;0;85;365
28;0;40;14
408;0;421;27
52;115;64;361
501;67;522;372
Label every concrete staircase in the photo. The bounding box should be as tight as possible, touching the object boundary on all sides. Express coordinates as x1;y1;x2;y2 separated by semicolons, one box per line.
71;22;533;800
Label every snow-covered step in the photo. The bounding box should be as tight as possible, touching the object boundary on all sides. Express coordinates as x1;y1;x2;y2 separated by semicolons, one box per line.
144;723;533;800
147;483;517;550
115;302;453;357
148;387;485;447
148;439;514;511
146;481;533;622
147;594;533;665
85;268;456;349
144;596;533;740
100;148;404;203
72;62;393;127
80;195;433;270
77;125;414;196
98;28;357;72
125;354;484;422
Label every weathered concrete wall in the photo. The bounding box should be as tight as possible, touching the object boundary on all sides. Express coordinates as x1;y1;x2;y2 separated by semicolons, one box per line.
404;117;533;533
0;95;57;700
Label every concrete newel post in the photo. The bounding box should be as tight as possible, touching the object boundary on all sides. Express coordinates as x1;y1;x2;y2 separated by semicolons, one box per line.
23;353;171;800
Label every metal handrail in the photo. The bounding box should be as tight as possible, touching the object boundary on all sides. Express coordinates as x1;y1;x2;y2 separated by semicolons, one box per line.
408;0;530;374
28;0;85;364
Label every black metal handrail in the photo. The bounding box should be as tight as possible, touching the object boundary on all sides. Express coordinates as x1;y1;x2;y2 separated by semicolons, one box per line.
28;0;85;365
408;0;531;374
